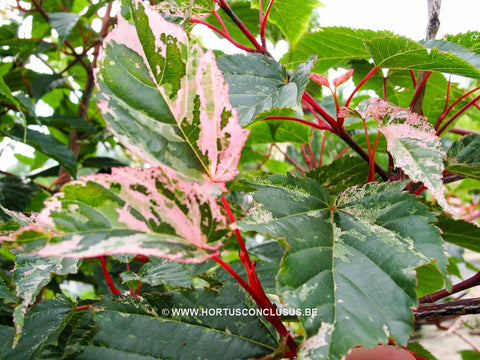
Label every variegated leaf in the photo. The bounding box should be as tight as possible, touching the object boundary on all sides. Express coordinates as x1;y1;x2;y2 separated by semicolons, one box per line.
4;167;227;263
355;98;451;212
95;0;248;182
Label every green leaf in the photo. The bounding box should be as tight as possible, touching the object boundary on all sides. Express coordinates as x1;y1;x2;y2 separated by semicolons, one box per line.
0;276;16;303
7;167;227;263
422;40;480;69
252;0;322;49
284;27;393;71
31;74;68;100
6;124;77;177
240;176;446;360
444;31;480;55
415;263;445;298
0;76;27;128
460;350;480;360
1;297;73;360
11;254;79;345
74;284;278;359
285;27;480;79
247;108;312;144
48;12;81;46
353;99;450;212
365;36;480;78
0;176;39;222
96;0;248;182
121;258;193;288
217;53;299;125
38;115;95;133
306;156;373;195
407;342;438;360
436;216;480;253
446;134;480;180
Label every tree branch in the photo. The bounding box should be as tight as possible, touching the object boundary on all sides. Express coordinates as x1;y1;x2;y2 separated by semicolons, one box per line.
415;297;480;322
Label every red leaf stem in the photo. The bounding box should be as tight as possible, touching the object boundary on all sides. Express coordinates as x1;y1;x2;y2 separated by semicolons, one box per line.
335;145;351;159
217;0;265;53
345;66;380;107
368;131;381;182
437;93;480;135
418;271;480;304
260;0;274;51
302;92;338;130
273;144;307;174
435;86;480;131
301;145;313;171
190;18;256;53
319;134;327;166
307;143;317;168
409;70;417;88
98;256;122;295
262;115;332;131
409;71;433;109
217;197;298;356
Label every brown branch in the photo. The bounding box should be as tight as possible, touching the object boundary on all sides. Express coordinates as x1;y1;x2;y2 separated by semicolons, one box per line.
415;297;480;322
410;0;442;114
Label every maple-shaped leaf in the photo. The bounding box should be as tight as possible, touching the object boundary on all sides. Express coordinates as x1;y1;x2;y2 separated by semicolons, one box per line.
3;167;227;263
95;0;248;182
354;98;451;212
240;175;446;360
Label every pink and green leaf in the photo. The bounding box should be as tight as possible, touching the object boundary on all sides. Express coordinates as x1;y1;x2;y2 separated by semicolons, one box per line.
95;0;248;182
356;98;451;212
5;167;227;263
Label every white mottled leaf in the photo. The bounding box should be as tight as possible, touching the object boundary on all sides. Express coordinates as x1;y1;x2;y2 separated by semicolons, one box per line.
5;167;227;263
356;98;451;212
95;0;248;182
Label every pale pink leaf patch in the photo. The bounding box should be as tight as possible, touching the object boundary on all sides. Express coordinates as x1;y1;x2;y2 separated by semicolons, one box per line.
333;69;354;87
356;98;453;213
5;167;228;263
95;0;248;183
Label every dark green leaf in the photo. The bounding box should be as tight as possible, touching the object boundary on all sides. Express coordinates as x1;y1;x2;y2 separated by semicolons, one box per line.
74;284;278;359
6;124;77;177
446;134;480;180
437;216;480;253
0;177;39;222
31;74;68;100
0;276;16;303
48;12;81;45
240;176;446;360
306;155;372;195
247;108;312;144
38;115;95;133
1;297;73;360
11;254;80;344
217;53;299;125
121;258;193;288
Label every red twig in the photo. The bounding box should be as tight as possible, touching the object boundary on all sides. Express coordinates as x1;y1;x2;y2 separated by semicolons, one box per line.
302;92;338;130
409;71;433;109
260;0;274;51
262;115;332;131
368;132;381;182
216;0;265;53
98;256;122;295
273;144;306;174
418;271;480;304
437;93;480;135
301;145;313;171
190;18;256;53
319;134;327;166
345;66;380;107
307;143;317;168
